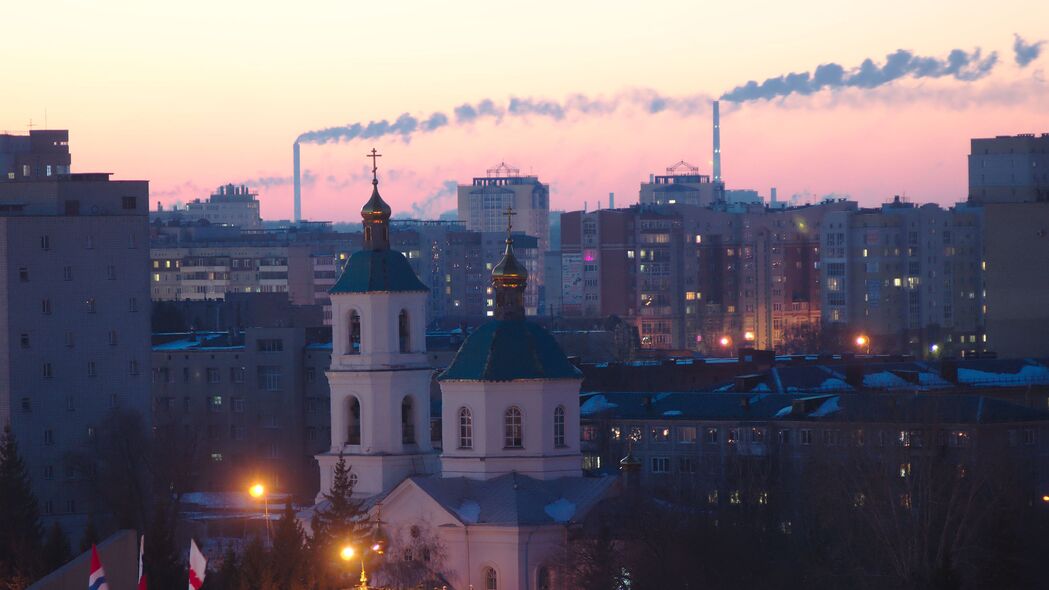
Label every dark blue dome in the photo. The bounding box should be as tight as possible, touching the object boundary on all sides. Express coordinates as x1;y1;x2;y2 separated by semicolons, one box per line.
439;319;581;382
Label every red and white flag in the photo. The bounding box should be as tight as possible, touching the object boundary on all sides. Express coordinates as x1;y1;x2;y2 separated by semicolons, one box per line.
89;545;110;590
137;535;147;590
188;539;206;590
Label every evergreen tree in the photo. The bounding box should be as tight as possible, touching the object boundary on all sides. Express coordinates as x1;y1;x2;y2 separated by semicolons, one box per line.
309;455;369;587
212;545;241;590
78;515;100;554
143;498;183;590
42;522;72;573
271;500;309;590
0;425;44;586
239;535;276;590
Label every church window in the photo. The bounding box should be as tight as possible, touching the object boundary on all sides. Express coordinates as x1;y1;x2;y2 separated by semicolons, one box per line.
504;407;523;449
401;396;416;444
553;406;566;448
348;311;361;354
458;407;473;449
398;309;410;353
347;397;361;445
484;567;497;590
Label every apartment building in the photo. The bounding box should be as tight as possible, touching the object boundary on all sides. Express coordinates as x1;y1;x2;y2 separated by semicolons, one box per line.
457;163;550;305
560;199;852;354
152;183;263;229
969;133;1049;204
151;328;321;496
0;129;71;181
821;197;984;357
0;157;151;525
581;390;1049;507
639;161;725;207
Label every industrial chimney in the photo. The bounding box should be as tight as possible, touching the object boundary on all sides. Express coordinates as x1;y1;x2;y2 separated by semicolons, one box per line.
712;100;722;183
293;142;302;223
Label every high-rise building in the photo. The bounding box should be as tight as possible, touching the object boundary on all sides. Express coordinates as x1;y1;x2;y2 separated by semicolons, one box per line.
983;201;1049;357
639;161;725;207
0;129;71;181
968;133;1049;204
153;184;263;229
0;135;150;526
560;198;851;354
457;163;549;313
820;197;984;356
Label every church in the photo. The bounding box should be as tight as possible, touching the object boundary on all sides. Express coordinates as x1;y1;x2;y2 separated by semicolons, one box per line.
313;153;617;589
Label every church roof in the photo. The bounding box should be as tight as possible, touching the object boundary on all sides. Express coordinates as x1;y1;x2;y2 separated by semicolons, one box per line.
409;473;616;526
438;319;582;382
329;248;428;294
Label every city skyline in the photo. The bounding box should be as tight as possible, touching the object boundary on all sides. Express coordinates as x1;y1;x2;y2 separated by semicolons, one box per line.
3;1;1048;220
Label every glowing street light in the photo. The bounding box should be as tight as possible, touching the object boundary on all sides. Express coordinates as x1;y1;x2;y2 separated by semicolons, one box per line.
1042;494;1049;503
248;482;271;540
743;331;755;342
855;335;868;347
340;545;356;561
719;336;731;348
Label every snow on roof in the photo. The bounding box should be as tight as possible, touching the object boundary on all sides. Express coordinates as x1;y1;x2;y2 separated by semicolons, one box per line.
580;394;619;415
863;371;909;389
456;500;481;524
544;498;576;523
809;396;841;417
662;410;683;417
957;364;1049;386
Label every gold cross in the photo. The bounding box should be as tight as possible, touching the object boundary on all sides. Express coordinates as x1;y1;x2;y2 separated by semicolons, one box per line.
366;148;382;180
503;205;516;235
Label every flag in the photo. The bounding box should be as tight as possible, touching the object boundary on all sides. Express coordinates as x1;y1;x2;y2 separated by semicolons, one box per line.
188;539;207;590
137;535;147;590
89;545;110;590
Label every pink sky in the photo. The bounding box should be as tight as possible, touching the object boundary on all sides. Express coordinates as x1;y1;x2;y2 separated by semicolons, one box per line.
3;1;1048;220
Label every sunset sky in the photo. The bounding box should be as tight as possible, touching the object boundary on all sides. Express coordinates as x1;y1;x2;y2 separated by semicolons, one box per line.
3;1;1048;220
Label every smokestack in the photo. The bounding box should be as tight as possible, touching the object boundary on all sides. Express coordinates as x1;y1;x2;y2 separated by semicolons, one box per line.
584;200;587;213
712;100;722;183
609;192;615;209
293;142;302;223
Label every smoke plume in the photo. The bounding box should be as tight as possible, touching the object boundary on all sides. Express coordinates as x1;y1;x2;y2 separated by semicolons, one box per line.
721;47;998;102
295;89;712;145
295;42;1009;146
1013;34;1045;67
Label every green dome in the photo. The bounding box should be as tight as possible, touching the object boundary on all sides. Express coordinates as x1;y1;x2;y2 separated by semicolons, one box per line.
439;319;581;382
330;249;428;294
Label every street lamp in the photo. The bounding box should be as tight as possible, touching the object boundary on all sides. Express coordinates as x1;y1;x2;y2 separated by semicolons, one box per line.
248;482;271;540
719;335;731;348
340;545;370;590
855;335;870;354
743;331;755;342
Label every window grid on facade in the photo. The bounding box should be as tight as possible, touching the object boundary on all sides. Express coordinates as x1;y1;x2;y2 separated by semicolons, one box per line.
504;406;523;449
458;407;473;449
554;406;566;448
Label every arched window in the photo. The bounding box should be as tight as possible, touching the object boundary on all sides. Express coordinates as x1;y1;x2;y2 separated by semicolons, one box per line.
347;397;361;445
348;311;361;355
398;309;410;353
364;226;372;243
458;407;473;449
484;567;497;590
504;406;523;449
554;406;566;448
537;566;551;590
401;396;415;444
